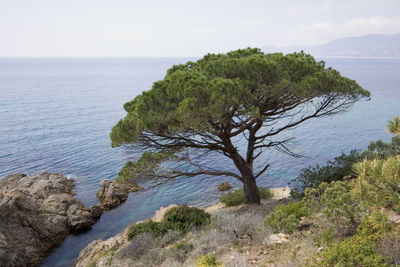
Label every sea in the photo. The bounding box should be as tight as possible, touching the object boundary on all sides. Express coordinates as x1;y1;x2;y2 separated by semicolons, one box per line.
0;57;399;266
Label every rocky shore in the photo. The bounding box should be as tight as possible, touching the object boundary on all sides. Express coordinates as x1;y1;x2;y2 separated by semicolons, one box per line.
0;173;97;266
0;172;144;267
74;187;291;267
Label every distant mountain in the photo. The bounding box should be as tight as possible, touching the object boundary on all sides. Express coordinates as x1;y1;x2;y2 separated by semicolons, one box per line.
263;33;400;58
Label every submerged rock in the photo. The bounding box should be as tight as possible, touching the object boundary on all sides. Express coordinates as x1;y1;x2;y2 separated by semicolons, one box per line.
0;172;96;267
96;179;143;210
218;181;232;191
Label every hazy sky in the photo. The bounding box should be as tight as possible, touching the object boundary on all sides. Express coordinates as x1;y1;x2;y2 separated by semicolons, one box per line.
1;0;400;57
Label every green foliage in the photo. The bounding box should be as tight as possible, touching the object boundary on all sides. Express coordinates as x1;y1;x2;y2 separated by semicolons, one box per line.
264;201;309;233
314;234;389;267
220;187;273;207
314;214;391;267
117;151;175;183
367;135;400;159
352;156;400;212
387;116;400;135
259;187;274;199
127;220;165;240
220;188;244;207
195;253;223;267
293;135;400;192
320;181;358;223
87;261;96;267
128;205;210;240
111;49;369;148
293;150;364;191
162;205;211;234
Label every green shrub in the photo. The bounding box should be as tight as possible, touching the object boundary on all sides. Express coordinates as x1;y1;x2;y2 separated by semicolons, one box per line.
314;215;391;267
292;135;400;192
162;205;211;234
195;253;223;267
314;234;389;267
259;187;274;199
264;201;309;234
320;180;359;224
352;156;400;212
220;188;244;207
293;150;364;191
128;220;165;240
220;187;273;207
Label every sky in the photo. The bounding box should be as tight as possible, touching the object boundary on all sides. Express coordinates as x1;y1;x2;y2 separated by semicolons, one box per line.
1;0;400;57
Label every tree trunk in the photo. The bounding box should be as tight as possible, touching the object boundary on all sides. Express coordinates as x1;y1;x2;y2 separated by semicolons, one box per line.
243;175;260;204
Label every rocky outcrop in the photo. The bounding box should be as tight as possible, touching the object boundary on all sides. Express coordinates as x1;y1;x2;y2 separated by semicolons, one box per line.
96;179;142;210
0;173;96;267
75;204;177;267
217;181;232;191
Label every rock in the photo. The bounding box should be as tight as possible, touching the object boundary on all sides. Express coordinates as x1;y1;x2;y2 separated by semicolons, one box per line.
96;179;142;210
75;204;177;267
152;204;178;222
218;181;232;191
269;233;289;244
0;172;96;266
270;186;291;200
89;203;105;220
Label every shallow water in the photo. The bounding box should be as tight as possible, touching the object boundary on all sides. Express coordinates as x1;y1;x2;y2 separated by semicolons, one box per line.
0;57;399;266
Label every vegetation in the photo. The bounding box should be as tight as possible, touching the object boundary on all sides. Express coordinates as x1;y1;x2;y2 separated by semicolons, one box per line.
195;254;223;267
313;214;392;267
128;205;210;240
102;122;400;267
162;205;211;234
220;187;273;207
292;135;400;193
264;201;309;233
127;220;165;240
110;48;369;203
388;116;400;135
116;150;176;183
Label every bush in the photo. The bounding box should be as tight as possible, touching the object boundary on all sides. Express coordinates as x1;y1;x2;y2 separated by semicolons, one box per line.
352;156;400;212
293;135;400;192
320;181;358;224
293;150;363;191
128;220;165;240
162;205;211;234
314;233;389;267
212;210;265;240
264;201;309;234
195;253;223;267
259;187;274;199
220;188;244;207
314;215;391;267
220;187;273;207
166;239;193;263
119;233;157;258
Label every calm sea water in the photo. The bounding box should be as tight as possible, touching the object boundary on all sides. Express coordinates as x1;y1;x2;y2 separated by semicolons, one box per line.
0;58;399;266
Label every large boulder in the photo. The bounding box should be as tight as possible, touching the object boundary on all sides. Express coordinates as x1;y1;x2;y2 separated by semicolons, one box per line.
96;179;142;209
0;173;96;267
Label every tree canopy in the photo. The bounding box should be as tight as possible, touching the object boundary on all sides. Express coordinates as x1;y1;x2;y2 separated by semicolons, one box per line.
110;48;370;203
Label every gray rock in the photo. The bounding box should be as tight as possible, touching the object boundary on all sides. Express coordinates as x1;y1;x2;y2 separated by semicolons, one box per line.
0;172;96;267
96;179;142;210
